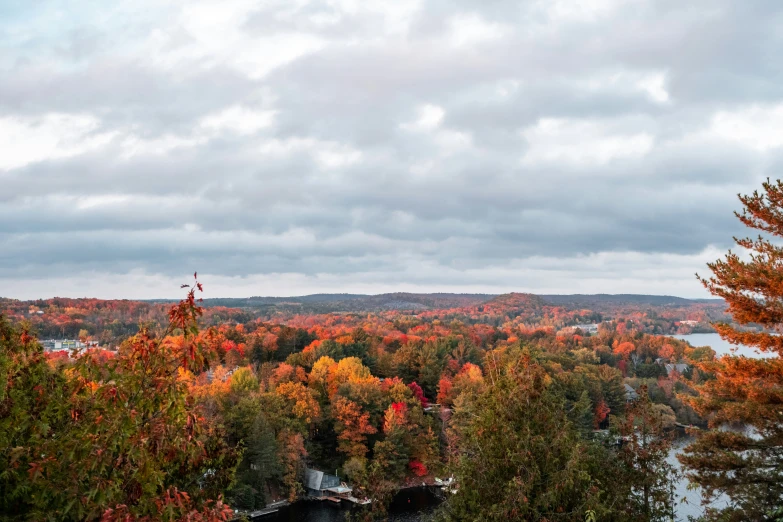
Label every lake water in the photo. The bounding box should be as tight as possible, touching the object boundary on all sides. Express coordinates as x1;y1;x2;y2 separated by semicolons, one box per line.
260;487;441;521
671;332;767;358
264;470;716;522
668;333;759;520
668;436;728;521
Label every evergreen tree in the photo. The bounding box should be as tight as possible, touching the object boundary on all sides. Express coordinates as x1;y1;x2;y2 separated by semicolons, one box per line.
437;352;613;522
681;178;783;520
614;386;677;522
571;390;595;435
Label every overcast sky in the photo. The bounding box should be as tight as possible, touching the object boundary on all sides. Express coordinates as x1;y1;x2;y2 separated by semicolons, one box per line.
1;0;780;300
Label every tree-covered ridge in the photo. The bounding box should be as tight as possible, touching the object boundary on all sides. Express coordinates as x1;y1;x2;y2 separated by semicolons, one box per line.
1;290;730;350
185;292;496;312
0;297;257;345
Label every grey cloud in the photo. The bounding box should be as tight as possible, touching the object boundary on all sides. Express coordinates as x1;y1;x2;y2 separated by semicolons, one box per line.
0;60;260;134
0;0;779;296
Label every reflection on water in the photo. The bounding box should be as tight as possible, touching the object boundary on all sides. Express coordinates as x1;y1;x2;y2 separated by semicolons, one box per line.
260;487;441;522
386;488;442;521
669;333;742;520
261;461;724;522
669;436;728;522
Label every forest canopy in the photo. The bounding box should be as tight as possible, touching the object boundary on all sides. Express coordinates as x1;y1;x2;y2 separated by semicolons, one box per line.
2;277;715;521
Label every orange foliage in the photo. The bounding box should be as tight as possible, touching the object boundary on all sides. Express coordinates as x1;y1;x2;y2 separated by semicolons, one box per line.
437;377;454;406
659;343;675;360
276;382;321;424
614;341;636;358
382;402;408;434
333;396;377;458
593;400;611;428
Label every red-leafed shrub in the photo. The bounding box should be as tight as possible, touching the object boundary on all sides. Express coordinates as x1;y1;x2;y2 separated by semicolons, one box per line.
409;459;428;477
408;381;428;407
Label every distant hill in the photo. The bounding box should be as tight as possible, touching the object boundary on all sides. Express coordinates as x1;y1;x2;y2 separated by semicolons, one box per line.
5;292;723;317
141;293;722;313
145;294;369;307
482;293;546;310
540;294;724;308
145;293;494;313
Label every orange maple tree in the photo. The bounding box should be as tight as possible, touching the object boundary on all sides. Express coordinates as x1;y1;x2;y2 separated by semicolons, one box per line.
333;396;377;458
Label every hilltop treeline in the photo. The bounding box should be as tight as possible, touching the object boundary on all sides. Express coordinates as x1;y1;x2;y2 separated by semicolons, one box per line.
1;291;729;348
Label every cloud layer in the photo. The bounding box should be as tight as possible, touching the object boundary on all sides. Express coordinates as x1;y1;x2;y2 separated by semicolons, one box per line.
1;0;780;299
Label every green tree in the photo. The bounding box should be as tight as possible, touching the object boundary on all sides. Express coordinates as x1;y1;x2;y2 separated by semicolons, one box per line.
614;386;677;521
0;279;238;521
571;390;595;435
0;319;71;517
234;413;279;509
437;353;611;522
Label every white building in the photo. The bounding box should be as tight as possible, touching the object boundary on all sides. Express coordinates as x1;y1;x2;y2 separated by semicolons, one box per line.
40;339;90;353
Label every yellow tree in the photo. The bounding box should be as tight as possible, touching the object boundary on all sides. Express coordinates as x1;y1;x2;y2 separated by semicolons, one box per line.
309;355;337;399
276;381;321;425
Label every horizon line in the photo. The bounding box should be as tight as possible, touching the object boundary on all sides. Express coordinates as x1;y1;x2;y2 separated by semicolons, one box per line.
2;292;724;302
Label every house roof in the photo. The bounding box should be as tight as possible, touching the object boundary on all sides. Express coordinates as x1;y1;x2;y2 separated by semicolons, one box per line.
304;469;324;491
305;468;341;491
665;363;689;374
